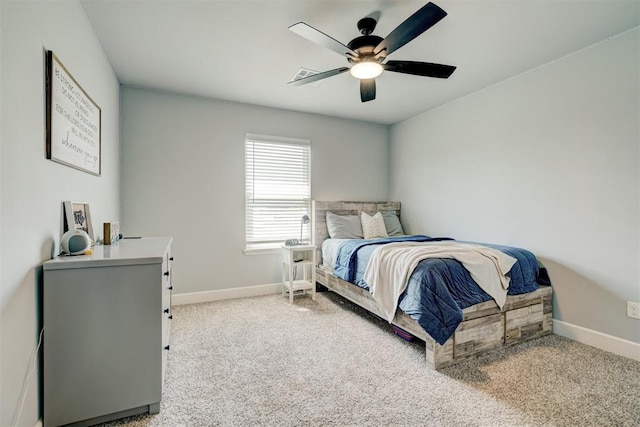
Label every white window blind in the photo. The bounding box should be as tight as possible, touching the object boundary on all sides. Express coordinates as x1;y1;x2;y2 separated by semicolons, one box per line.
245;133;310;249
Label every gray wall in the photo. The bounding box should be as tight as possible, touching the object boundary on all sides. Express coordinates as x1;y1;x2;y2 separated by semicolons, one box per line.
120;87;389;294
390;29;639;344
0;1;120;425
1;3;636;424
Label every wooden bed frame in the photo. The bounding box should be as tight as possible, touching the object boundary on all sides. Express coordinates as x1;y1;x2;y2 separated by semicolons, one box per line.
312;201;552;369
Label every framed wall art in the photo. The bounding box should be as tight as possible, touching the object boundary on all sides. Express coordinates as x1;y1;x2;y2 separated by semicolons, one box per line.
63;201;94;241
46;50;102;175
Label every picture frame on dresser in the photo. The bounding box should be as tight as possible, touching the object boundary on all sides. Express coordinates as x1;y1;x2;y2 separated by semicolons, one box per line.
63;201;94;240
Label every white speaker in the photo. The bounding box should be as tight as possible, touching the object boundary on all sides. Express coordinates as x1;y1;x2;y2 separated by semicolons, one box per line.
60;229;92;255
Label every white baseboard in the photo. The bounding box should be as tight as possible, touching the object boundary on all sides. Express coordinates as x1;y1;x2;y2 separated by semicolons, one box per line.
172;283;281;306
553;319;640;362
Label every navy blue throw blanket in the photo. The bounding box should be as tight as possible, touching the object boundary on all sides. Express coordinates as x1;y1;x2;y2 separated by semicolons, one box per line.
333;236;547;345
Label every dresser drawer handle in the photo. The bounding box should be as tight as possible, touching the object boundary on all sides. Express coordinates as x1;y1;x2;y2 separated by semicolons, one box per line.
168;286;173;290
168;315;173;320
164;271;170;276
164;308;169;313
170;257;174;261
164;345;170;351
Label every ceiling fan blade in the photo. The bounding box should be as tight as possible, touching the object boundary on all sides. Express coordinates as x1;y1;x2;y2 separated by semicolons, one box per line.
360;79;376;102
289;22;359;59
384;60;456;78
288;67;349;86
374;2;447;57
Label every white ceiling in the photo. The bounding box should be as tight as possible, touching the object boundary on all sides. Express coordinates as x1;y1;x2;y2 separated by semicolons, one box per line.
80;0;640;125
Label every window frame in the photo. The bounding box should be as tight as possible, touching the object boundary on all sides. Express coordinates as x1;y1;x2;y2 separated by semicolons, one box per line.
244;133;311;254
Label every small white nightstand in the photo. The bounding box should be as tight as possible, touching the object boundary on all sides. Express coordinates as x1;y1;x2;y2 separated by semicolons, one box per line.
281;244;317;303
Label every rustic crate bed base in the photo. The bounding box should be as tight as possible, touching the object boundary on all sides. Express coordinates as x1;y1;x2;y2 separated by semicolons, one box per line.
316;266;552;369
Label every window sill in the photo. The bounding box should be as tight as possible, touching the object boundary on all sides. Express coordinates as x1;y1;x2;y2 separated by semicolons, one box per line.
243;246;281;256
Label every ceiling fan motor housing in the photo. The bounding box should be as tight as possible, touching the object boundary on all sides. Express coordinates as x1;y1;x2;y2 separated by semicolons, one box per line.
347;35;384;62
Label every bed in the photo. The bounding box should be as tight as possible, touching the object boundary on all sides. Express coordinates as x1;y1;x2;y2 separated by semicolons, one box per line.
312;200;552;369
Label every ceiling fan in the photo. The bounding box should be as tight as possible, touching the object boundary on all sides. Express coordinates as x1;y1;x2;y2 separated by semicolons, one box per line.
288;2;456;102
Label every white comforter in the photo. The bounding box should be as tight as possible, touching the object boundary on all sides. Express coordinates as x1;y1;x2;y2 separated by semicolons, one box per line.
363;241;517;322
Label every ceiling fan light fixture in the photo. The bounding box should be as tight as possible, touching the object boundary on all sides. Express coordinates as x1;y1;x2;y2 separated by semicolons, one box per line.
350;61;383;79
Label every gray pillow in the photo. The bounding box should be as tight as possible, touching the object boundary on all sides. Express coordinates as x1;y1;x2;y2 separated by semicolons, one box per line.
326;212;363;239
381;210;404;236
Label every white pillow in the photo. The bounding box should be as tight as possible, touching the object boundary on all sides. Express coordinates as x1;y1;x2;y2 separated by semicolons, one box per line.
361;212;388;239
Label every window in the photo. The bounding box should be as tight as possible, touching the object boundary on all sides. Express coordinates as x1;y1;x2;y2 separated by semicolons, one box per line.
245;133;310;251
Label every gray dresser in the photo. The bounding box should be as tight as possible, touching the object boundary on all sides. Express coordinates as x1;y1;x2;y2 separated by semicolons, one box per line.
43;237;173;427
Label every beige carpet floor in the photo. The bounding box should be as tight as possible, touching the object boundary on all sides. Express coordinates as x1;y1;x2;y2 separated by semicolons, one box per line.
100;291;640;427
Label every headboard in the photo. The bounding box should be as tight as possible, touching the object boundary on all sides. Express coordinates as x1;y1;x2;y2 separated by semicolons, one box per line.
311;201;401;252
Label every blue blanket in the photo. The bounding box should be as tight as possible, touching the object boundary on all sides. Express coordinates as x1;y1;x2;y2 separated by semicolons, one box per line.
332;236;548;345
